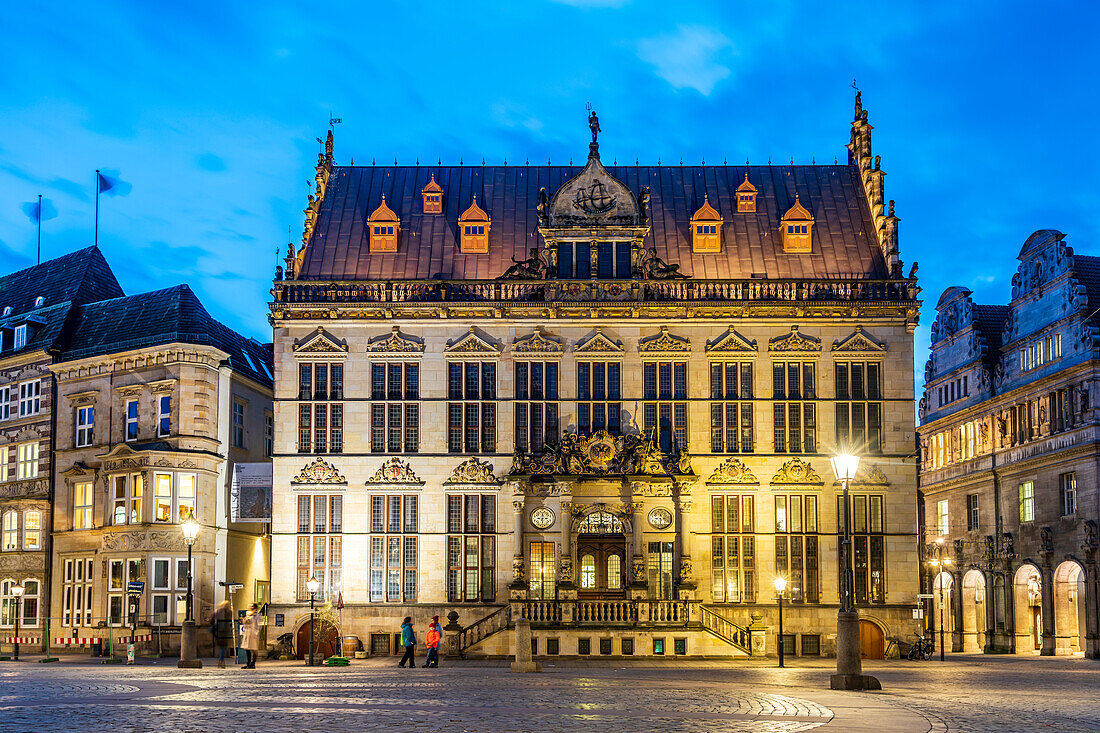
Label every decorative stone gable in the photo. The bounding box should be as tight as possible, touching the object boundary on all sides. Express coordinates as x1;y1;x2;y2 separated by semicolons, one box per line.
706;327;758;355
706;457;759;485
512;327;563;357
366;326;424;355
444;327;501;358
574;328;623;355
780;193;814;253
293;327;348;358
458;196;491;254
770;457;823;485
366;457;424;487
422;173;443;214
547;139;639;227
367;195;400;253
832;327;887;355
690;195;722;253
291;457;346;485
768;326;821;354
443;457;501;486
638;326;690;355
736;173;757;213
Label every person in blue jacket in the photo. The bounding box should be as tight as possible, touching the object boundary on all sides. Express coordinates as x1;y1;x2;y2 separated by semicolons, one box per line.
398;617;417;668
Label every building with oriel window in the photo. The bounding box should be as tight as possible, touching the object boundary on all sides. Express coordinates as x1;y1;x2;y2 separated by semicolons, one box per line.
919;229;1100;658
269;94;921;660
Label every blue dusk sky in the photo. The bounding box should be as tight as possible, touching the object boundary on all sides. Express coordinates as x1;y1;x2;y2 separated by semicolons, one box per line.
1;1;1098;389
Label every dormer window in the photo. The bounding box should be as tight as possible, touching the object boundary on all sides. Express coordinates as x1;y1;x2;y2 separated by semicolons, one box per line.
33;296;44;308
13;325;27;350
690;194;722;253
780;193;814;253
459;196;490;254
422;174;443;214
736;173;757;213
367;195;400;253
2;307;10;317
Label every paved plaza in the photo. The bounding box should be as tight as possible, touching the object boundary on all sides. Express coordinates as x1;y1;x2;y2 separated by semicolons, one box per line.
0;654;1097;732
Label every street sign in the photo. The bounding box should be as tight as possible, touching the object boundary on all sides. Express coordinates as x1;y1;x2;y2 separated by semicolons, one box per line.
912;608;925;619
917;593;934;599
227;583;244;592
127;581;145;594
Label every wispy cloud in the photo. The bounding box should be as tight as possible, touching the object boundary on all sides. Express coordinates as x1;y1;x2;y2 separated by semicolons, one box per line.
637;25;733;96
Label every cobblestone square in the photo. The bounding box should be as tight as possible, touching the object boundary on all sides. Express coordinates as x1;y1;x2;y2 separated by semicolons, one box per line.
1;654;1097;732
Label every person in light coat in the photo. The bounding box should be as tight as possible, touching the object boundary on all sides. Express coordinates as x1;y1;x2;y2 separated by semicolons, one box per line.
241;603;263;669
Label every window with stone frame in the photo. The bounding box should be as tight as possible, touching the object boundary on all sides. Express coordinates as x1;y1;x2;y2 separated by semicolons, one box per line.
369;362;418;454
446;494;496;602
838;493;885;604
157;395;172;437
1019;480;1035;522
298;362;344;454
643;361;687;454
577;360;622;436
75;405;94;447
0;446;6;482
0;386;9;420
1;511;17;551
710;494;756;603
149;557;189;626
0;578;38;627
62;557;94;626
774;494;819;603
232;400;246;449
368;494;416;602
111;473;144;525
296;494;343;602
16;442;38;480
124;399;138;442
152;472;196;523
107;558;141;626
22;510;40;550
18;379;40;417
514;361;559;453
967;493;980;531
264;412;274;458
772;361;816;454
710;361;754;453
73;481;94;530
528;541;555;600
835;361;882;454
1060;472;1077;516
447;362;496;453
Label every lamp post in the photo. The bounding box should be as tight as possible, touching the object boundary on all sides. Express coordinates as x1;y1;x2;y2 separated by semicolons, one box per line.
928;538;953;662
178;519;202;669
306;576;320;667
774;576;787;668
10;583;24;661
829;453;879;690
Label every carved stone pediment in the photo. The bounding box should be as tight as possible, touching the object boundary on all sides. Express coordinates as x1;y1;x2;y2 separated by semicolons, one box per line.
512;327;563;356
294;327;348;358
770;457;823;485
291;457;347;485
706;328;758;355
66;390;100;406
638;326;690;354
574;328;623;355
444;328;501;358
444;457;500;486
547;150;639;227
769;326;821;354
834;462;889;486
706;457;759;485
366;457;424;486
366;327;424;355
832;326;887;354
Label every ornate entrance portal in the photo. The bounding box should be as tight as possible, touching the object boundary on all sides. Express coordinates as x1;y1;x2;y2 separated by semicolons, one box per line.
577;510;627;598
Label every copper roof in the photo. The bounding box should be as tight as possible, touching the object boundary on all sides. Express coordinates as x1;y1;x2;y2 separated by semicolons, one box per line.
298;163;887;281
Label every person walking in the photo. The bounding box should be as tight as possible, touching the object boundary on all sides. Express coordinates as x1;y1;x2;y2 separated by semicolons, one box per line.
209;600;234;668
398;616;417;668
423;615;441;668
241;603;263;669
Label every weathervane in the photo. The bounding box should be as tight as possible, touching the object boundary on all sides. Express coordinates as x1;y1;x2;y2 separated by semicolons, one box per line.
329;113;342;129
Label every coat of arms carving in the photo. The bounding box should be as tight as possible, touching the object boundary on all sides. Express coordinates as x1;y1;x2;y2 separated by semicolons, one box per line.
444;457;500;485
768;326;821;353
367;457;423;485
291;457;347;485
771;457;823;485
706;457;759;485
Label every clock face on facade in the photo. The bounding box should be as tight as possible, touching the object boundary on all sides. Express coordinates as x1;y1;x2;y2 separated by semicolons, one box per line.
530;507;555;530
648;507;673;530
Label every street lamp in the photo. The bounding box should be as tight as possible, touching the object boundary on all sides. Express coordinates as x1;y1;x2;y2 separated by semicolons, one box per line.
306;576;320;667
829;452;879;690
928;538;953;662
774;576;787;668
10;583;24;661
178;519;202;669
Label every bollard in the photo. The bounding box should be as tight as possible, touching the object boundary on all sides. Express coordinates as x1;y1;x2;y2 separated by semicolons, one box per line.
509;617;541;673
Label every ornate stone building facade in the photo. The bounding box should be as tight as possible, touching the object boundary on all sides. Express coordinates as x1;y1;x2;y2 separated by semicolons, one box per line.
270;96;921;659
919;229;1100;657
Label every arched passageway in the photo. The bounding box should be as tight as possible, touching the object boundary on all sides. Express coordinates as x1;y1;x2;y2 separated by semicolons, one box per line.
1014;564;1043;654
961;569;986;652
932;571;954;651
1053;560;1086;656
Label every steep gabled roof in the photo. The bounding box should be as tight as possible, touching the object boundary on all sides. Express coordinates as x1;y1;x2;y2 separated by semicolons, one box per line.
0;246;123;317
62;285;273;388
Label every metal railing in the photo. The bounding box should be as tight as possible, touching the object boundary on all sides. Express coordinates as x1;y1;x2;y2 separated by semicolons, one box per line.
458;605;511;651
698;605;752;654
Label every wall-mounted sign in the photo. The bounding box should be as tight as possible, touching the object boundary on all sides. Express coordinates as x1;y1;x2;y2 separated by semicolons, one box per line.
232;463;272;522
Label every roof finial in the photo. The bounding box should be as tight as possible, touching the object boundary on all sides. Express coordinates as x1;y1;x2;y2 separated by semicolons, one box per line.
657;157;661;165
504;156;507;165
394;157;397;166
416;157;419;166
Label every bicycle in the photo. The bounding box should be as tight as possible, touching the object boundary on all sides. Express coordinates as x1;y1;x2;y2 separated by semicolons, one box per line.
906;635;935;660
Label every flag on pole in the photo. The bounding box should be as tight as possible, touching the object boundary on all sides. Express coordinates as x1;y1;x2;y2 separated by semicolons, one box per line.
96;171;132;197
21;198;57;223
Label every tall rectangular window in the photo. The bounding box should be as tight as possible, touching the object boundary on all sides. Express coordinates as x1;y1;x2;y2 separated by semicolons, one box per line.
73;481;94;530
75;406;95;447
838;494;885;604
299;362;347;454
967;494;980;531
447;362;496;453
264;412;274;457
1061;473;1077;516
774;494;819;603
936;499;949;535
577;360;622;436
232;401;246;448
152;472;197;522
16;442;38;480
529;541;556;600
367;494;417;602
643;361;687;453
157;395;171;437
62;557;94;627
368;362;418;453
515;361;559;453
447;494;496;602
710;361;754;453
710;494;756;602
296;494;343;602
835;361;882;454
647;541;674;600
18;380;41;417
111;473;144;525
125;399;139;442
772;362;816;453
149;556;189;626
0;387;9;420
1019;481;1035;522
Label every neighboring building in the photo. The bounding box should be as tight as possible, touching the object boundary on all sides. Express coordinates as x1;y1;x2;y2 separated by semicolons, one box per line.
918;229;1100;658
269;95;921;660
46;284;274;654
0;248;124;651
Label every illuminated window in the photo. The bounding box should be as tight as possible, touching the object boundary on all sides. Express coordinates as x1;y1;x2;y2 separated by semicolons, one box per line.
74;482;94;530
458;196;490;253
1019;481;1035;522
736;173;757;213
580;554;596;589
690;194;722;253
780;193;814;253
936;499;949;535
368;195;400;253
422;174;443;214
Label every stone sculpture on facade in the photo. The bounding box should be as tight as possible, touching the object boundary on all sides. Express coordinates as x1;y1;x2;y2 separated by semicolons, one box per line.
508;430;691;477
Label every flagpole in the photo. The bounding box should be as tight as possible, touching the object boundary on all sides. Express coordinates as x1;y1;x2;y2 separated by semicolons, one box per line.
94;170;100;248
37;194;42;264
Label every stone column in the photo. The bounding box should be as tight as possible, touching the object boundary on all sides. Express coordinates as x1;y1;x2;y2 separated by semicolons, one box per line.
983;570;998;654
509;495;527;599
558;495;576;599
1085;559;1100;659
1001;562;1017;653
629;490;647;599
951;568;964;652
1040;558;1056;656
676;497;696;600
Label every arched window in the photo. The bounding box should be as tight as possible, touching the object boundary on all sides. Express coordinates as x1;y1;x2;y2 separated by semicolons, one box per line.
577;510;624;534
607;555;622;590
22;511;40;550
33;296;45;308
580;554;596;589
1;512;17;551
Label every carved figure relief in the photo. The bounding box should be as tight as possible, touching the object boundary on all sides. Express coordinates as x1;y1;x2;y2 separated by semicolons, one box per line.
366;326;424;354
771;457;824;485
444;457;500;485
706;457;759;485
366;457;424;486
768;326;821;353
512;327;564;356
638;326;691;354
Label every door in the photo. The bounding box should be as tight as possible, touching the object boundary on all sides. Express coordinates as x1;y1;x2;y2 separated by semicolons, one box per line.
577;539;625;599
859;619;885;659
296;618;336;659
